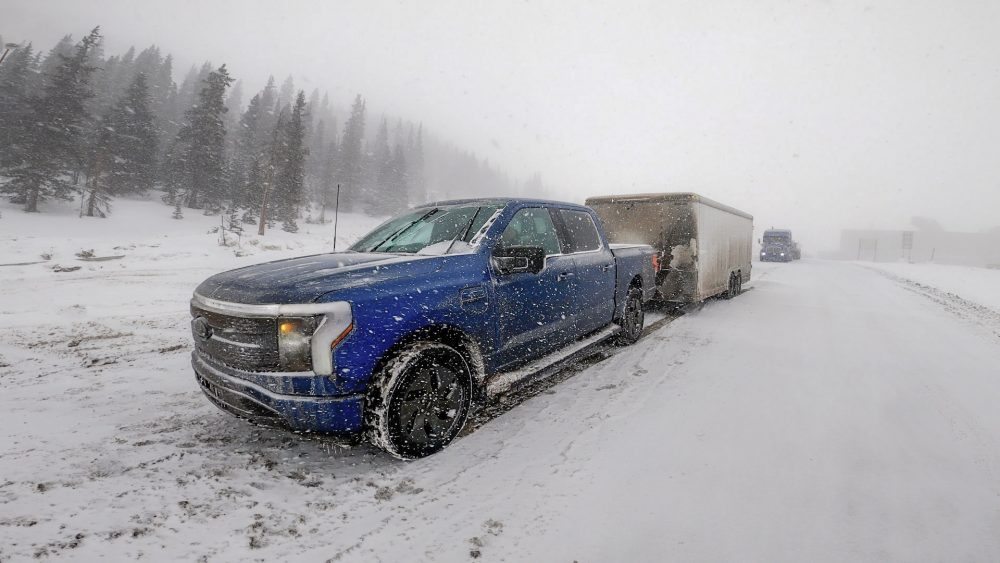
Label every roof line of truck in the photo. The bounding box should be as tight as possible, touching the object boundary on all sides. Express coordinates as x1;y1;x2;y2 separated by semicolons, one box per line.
585;192;753;220
419;197;592;211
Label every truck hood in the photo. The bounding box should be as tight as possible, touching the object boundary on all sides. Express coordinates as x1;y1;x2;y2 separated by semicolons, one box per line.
195;252;450;305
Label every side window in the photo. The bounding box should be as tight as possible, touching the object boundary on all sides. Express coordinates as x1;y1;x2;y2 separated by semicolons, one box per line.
556;210;602;253
497;208;562;255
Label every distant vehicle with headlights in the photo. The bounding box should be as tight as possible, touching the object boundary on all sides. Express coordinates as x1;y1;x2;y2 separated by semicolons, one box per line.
586;192;753;303
190;198;656;459
759;228;795;262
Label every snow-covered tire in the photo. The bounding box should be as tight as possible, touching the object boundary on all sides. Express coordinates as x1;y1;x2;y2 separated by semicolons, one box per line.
613;287;644;346
725;273;738;299
365;341;473;460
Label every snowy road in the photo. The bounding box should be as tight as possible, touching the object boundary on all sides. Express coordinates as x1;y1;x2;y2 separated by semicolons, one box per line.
3;259;1000;561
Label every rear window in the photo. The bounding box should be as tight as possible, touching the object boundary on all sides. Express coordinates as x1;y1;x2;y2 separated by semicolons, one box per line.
556;209;602;253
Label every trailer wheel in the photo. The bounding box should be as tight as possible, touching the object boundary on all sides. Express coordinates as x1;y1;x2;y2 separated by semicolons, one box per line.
725;273;739;299
614;287;645;345
366;342;472;460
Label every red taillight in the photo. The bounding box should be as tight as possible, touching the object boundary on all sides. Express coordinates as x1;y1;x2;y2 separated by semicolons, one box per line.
651;254;660;271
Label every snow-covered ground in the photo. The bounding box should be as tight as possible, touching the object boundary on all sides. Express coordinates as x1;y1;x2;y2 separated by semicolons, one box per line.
3;202;1000;561
866;261;1000;316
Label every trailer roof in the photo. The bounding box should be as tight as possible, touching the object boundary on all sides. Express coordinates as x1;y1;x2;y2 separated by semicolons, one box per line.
585;192;753;220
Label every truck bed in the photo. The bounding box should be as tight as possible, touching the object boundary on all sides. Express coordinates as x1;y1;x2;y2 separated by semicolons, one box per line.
609;243;658;303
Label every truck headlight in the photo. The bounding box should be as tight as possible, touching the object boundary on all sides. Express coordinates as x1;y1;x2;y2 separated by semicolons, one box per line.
276;304;354;375
780;252;785;256
278;317;318;371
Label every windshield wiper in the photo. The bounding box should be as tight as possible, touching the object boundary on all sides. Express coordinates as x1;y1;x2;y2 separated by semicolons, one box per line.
370;209;438;252
442;208;483;255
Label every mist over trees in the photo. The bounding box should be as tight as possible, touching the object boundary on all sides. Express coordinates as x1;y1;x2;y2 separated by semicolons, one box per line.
0;27;549;224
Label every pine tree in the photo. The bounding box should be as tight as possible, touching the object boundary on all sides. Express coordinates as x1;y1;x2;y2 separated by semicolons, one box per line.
308;118;326;178
304;117;325;214
373;117;392;184
256;76;278;139
229;92;264;212
410;123;425;203
390;142;408;211
159;138;184;204
0;43;36;174
317;121;340;223
338;94;366;212
1;28;102;212
105;72;157;194
162;62;210;148
307;89;320;125
277;75;295;112
174;64;234;211
276;91;308;232
243;155;265;224
37;34;75;80
257;112;285;235
149;51;175;157
223;79;243;155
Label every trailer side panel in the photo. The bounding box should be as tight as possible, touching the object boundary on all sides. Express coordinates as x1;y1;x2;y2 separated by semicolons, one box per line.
694;202;754;300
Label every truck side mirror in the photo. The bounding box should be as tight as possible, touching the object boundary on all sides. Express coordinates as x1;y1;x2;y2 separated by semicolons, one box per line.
493;245;546;275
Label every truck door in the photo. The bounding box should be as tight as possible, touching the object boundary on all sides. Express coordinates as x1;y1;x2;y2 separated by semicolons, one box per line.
553;209;617;334
491;207;576;368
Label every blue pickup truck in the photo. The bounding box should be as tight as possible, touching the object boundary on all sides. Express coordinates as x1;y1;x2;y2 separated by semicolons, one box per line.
190;198;656;458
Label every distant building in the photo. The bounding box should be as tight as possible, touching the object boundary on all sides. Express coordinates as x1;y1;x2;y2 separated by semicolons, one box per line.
839;227;1000;267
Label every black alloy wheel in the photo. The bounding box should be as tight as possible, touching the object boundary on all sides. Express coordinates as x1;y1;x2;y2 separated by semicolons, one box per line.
614;287;645;345
368;342;472;459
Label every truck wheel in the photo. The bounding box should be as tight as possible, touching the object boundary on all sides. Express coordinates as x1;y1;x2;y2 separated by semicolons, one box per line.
726;273;738;299
614;287;644;345
366;342;472;460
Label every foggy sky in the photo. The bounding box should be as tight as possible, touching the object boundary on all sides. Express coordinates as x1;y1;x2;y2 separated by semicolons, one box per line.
5;0;1000;251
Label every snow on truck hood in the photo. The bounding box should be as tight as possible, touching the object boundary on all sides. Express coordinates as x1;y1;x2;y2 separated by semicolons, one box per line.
194;251;447;305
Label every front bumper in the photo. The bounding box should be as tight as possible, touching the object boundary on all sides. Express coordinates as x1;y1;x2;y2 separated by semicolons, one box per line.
192;351;365;433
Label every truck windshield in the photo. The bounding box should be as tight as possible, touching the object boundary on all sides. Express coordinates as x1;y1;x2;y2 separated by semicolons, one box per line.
350;204;502;254
763;234;791;243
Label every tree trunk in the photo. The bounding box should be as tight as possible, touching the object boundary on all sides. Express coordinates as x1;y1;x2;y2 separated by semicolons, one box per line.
258;185;270;236
24;183;39;213
85;189;97;217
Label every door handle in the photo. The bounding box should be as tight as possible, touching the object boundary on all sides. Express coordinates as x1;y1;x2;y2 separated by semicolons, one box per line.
557;272;574;281
600;264;613;272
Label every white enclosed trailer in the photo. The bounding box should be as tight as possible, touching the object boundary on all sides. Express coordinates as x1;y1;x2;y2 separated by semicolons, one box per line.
586;193;753;303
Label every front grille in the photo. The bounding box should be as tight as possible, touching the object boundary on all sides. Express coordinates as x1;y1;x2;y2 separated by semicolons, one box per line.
196;373;281;423
191;305;280;371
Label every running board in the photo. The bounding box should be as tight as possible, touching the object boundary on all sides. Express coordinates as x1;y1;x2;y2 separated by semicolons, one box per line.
485;325;619;398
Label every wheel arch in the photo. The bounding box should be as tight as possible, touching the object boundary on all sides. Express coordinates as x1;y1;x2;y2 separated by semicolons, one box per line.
616;275;644;323
370;323;487;403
